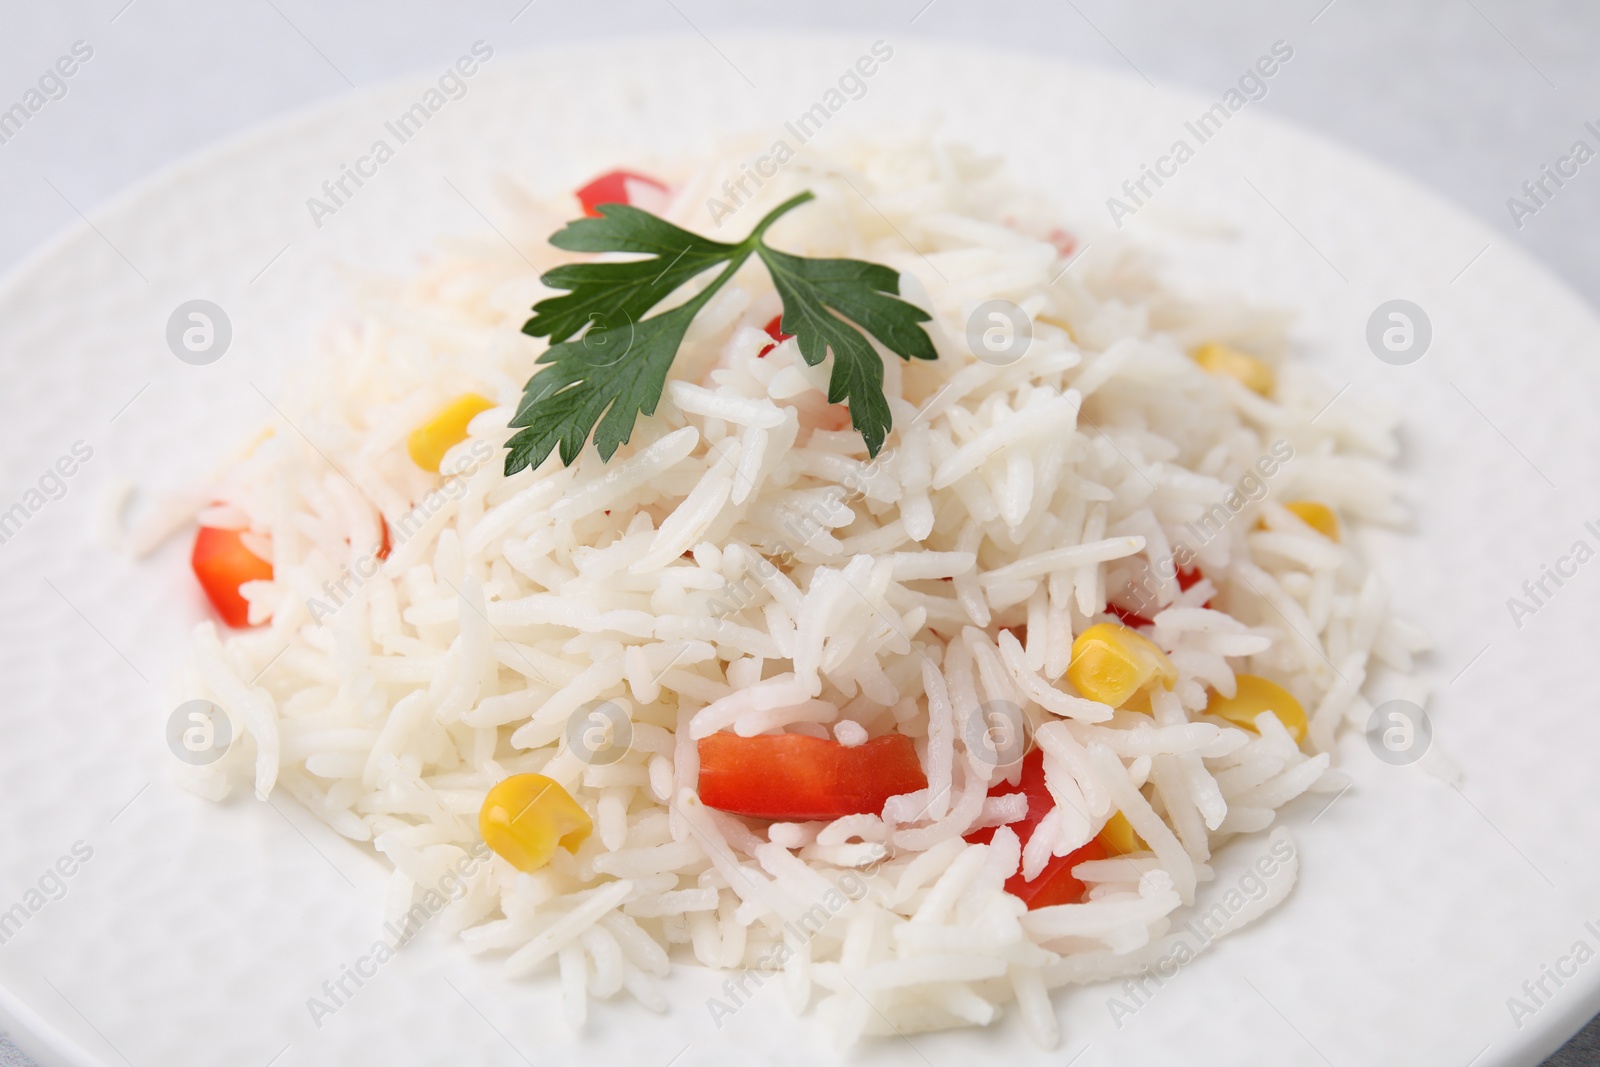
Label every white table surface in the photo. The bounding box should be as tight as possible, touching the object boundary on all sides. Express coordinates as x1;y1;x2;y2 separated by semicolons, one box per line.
2;2;1596;1065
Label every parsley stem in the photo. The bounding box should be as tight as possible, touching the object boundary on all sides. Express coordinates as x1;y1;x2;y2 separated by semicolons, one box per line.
744;191;817;247
671;193;817;323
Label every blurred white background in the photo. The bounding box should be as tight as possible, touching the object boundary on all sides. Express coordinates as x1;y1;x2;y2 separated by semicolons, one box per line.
2;2;1595;1064
4;0;1598;307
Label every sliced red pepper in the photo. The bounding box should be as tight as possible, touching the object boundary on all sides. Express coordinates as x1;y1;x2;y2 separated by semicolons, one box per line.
575;169;669;218
965;748;1108;909
697;732;927;821
756;314;793;358
191;526;273;628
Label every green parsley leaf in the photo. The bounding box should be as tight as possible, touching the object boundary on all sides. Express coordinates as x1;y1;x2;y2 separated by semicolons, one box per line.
521;206;737;345
507;191;936;475
757;249;937;456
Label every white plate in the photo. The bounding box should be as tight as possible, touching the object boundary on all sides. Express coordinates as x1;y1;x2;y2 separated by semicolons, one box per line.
1;32;1596;1067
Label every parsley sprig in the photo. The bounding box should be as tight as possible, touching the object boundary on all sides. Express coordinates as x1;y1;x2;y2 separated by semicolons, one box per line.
506;191;937;475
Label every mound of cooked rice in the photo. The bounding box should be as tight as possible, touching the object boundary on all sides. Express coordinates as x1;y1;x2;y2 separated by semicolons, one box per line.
167;138;1425;1046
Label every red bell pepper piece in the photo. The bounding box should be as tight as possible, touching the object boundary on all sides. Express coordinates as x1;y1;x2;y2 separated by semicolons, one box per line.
575;169;669;218
1106;602;1155;629
697;732;927;821
1047;228;1079;259
191;526;273;628
1019;837;1108;908
757;314;793;357
966;748;1107;909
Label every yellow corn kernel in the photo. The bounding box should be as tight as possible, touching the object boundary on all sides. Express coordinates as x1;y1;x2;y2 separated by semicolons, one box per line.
1285;500;1340;541
1192;342;1275;396
408;392;495;473
478;773;592;873
1205;675;1308;744
1067;622;1177;710
1098;811;1145;855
